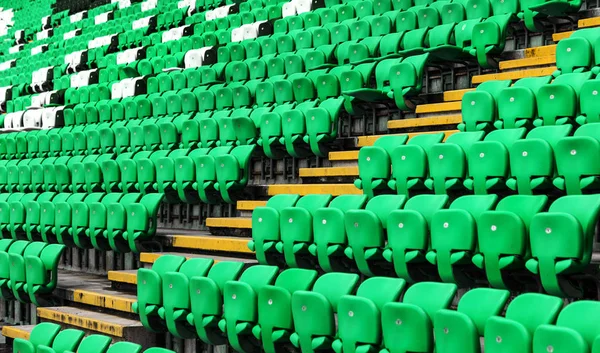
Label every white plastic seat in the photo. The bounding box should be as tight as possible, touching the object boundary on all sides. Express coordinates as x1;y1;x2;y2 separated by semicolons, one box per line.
214;5;233;18
0;60;15;71
141;0;158;12
205;10;216;21
0;86;11;105
95;12;112;25
31;44;48;56
231;27;244;42
117;48;143;65
121;78;144;97
36;29;52;41
111;81;123;99
63;29;80;40
5;111;24;129
132;15;154;30
244;22;260;39
295;0;312;14
23;109;43;129
42;107;63;129
8;45;21;54
184;48;205;68
70;11;87;23
282;2;297;17
162;26;188;43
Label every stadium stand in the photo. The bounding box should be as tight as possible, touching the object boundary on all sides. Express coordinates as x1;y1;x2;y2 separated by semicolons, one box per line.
3;0;600;352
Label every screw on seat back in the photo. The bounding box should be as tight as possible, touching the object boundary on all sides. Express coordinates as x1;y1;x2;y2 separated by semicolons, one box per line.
381;282;457;353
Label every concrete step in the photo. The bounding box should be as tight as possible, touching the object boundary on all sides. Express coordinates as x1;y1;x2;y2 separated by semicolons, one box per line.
1;324;34;340
56;271;137;314
37;306;154;345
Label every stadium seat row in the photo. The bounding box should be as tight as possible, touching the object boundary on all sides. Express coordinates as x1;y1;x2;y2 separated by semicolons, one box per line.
0;239;65;305
250;193;600;297
14;323;175;353
0;145;254;203
358;124;600;196
136;260;600;353
0;192;163;253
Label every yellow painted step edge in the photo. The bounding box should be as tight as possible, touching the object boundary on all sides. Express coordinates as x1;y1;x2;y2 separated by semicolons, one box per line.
553;31;572;41
499;55;556;70
72;290;135;313
415;101;461;114
172;235;253;253
523;45;556;58
236;200;267;211
206;217;252;229
329;150;359;161
357;130;458;147
472;67;557;84
108;270;137;285
299;167;359;177
388;114;462;130
37;307;126;337
443;89;473;101
268;183;361;196
2;326;30;340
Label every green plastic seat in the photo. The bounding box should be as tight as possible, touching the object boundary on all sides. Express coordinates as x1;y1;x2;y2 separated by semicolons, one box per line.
425;131;486;194
25;244;66;305
106;193;145;252
495;76;553;129
484;293;563;353
532;301;600;353
289;272;360;353
277;194;333;268
577;79;600;125
37;329;85;353
305;97;345;157
426;195;498;285
162;258;214;339
249;194;301;265
0;239;26;299
388;132;445;196
507;125;572;195
553;123;600;194
380;282;457;353
554;28;600;75
68;334;112;353
89;193;125;251
309;195;369;273
105;342;141;353
535;72;592;127
124;193;164;253
464;128;527;194
10;241;46;302
188;261;245;345
354;135;409;198
344;195;407;276
214;145;256;204
255;268;319;353
220;265;280;353
434;288;510;353
133;255;186;332
459;80;512;132
526;195;600;297
472;195;548;289
383;195;449;283
13;323;62;353
389;53;430;110
332;277;406;353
